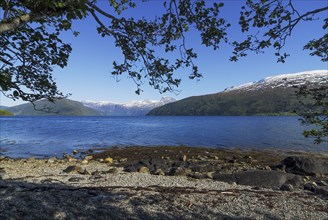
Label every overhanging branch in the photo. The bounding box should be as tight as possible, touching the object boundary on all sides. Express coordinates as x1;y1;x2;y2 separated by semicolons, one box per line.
0;14;33;33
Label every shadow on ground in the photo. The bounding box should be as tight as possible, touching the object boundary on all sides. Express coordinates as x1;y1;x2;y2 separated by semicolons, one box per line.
0;179;253;220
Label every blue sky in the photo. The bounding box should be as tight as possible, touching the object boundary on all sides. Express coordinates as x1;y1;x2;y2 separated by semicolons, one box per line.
1;0;327;107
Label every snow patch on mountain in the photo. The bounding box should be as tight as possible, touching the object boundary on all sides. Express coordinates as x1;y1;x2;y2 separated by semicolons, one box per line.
224;70;328;92
81;97;176;116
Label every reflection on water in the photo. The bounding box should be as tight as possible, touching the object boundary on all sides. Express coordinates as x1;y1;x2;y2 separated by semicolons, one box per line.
0;116;326;158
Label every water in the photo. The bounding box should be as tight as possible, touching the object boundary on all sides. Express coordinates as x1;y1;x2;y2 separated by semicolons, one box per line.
0;116;326;158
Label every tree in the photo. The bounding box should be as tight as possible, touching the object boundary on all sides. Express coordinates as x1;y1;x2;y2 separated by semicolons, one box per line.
1;1;327;140
295;83;328;144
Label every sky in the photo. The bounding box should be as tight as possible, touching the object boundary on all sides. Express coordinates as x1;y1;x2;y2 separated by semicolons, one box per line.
1;0;327;107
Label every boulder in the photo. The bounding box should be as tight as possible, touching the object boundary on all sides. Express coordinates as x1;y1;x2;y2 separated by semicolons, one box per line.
282;156;328;176
213;170;303;189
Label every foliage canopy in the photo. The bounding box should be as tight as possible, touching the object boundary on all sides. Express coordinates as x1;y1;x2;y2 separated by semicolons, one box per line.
1;0;327;101
296;84;328;144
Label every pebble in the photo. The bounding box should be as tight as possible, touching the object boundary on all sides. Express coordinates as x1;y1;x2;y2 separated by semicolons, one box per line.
155;169;165;176
68;157;78;162
81;160;89;164
119;158;128;162
0;168;5;179
107;168;119;174
47;157;57;163
68;177;85;182
63;166;83;174
180;155;187;162
104;157;114;164
85;156;93;161
138;166;149;174
170;167;186;176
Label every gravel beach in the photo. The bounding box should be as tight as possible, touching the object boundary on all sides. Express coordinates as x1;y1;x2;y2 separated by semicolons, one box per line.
0;146;327;219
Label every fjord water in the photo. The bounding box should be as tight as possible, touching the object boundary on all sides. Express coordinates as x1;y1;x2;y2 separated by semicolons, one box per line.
0;116;325;158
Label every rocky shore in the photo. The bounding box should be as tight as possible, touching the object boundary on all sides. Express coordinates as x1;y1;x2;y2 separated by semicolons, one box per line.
0;146;327;219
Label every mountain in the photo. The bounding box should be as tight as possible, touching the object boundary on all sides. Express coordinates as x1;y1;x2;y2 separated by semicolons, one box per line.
7;99;101;116
0;105;8;110
0;109;13;116
148;70;327;116
82;97;176;116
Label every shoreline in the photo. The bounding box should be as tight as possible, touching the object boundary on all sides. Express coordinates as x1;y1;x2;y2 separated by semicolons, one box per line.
1;146;327;219
2;144;328;160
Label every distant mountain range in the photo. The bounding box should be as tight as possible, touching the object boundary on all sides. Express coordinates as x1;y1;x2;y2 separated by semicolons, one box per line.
148;70;327;116
3;97;176;116
2;70;326;116
82;97;176;116
6;99;101;116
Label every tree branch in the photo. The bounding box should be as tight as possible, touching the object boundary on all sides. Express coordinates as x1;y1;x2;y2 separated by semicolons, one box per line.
0;14;33;33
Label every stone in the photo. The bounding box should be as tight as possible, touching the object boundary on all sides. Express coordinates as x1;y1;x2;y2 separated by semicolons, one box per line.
104;157;114;164
180;155;187;162
190;172;205;179
272;164;286;172
81;160;89;164
304;182;317;192
280;184;294;192
119;158;127;162
317;180;328;186
107;168;119;174
68;157;78;162
155;169;165;176
169;167;186;176
206;172;213;179
47;157;57;163
72;150;79;155
68;177;85;182
228;159;237;164
0;168;5;179
213;170;303;189
80;169;91;175
91;170;101;176
85;156;93;161
138;166;149;173
63;166;83;174
264;166;272;171
282;156;328;176
314;186;328;196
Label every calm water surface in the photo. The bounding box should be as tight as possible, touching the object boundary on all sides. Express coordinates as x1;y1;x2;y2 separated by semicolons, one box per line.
0;116;326;158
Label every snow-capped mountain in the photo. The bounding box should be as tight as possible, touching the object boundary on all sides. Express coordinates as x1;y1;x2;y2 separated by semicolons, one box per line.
224;70;327;92
82;97;176;116
148;70;328;116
